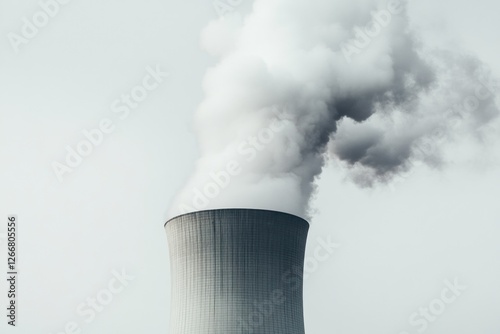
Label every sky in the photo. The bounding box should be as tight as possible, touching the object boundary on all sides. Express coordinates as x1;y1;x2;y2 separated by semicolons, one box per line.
0;0;499;333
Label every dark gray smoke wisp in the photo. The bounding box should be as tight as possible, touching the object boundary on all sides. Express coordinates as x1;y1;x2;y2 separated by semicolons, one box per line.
170;0;499;218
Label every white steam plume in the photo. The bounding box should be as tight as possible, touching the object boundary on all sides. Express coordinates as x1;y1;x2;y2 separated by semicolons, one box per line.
169;0;499;219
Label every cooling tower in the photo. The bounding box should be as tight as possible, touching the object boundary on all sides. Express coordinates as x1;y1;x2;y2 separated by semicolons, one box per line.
165;208;309;334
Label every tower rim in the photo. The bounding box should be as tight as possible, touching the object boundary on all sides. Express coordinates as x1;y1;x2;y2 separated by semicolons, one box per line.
164;208;309;227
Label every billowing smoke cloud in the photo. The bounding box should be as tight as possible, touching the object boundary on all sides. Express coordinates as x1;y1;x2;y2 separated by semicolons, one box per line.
169;0;499;219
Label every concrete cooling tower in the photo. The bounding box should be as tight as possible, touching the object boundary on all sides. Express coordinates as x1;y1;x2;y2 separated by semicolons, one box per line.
165;208;309;334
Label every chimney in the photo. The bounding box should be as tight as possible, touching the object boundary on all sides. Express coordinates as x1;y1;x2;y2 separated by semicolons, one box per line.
165;208;309;333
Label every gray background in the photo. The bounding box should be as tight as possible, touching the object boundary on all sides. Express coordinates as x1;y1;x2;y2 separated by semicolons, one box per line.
0;0;499;333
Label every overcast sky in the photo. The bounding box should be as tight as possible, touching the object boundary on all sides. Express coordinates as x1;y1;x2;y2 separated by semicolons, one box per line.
1;0;499;333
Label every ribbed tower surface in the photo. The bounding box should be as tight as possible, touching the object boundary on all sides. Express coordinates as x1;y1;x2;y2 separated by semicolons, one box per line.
165;209;309;334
